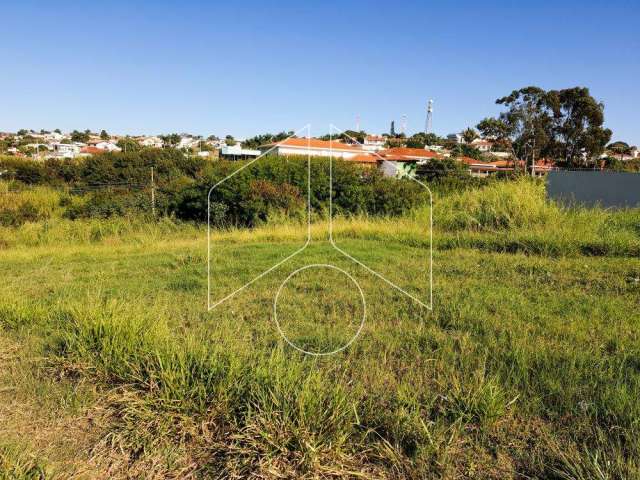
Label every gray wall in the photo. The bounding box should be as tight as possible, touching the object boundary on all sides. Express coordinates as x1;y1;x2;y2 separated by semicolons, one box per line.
547;171;640;208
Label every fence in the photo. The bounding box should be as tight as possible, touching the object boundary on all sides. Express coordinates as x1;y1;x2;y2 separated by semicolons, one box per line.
547;170;640;208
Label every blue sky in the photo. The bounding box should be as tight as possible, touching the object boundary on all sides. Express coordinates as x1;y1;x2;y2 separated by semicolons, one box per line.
1;0;639;144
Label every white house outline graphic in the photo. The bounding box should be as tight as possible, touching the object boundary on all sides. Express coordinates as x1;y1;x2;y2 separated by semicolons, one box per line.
207;124;433;312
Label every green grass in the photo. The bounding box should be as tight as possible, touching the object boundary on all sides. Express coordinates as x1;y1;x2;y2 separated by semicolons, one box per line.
0;179;639;478
0;443;49;480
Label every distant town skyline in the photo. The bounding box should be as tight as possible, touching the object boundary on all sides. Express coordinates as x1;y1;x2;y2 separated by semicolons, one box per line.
1;0;639;145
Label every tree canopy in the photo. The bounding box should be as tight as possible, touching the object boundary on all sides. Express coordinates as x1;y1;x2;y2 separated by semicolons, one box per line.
461;128;479;144
406;133;445;148
160;133;181;147
70;130;90;143
242;131;294;149
476;86;611;168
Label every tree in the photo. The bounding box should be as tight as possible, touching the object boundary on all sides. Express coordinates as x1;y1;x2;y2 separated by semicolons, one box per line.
242;131;293;149
495;86;554;173
477;86;611;170
100;129;110;140
449;144;483;160
476;117;512;151
70;130;90;143
54;128;62;134
425;133;445;146
546;87;611;166
608;141;631;161
225;135;236;146
160;133;181;147
17;129;28;136
406;133;427;148
116;137;141;153
416;158;470;182
462;128;479;144
405;132;444;148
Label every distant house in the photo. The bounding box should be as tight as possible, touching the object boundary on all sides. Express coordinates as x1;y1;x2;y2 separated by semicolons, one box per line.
138;136;164;148
376;147;443;178
530;159;557;176
207;138;226;149
178;137;199;149
51;143;81;158
80;146;106;156
345;153;379;167
256;137;381;167
470;138;492;152
456;156;556;177
43;132;64;142
260;137;367;159
98;141;121;152
456;157;514;177
362;135;386;152
88;140;121;152
378;147;442;161
220;144;261;160
447;133;464;144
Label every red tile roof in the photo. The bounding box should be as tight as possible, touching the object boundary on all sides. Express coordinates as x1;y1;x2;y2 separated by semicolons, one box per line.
456;157;516;171
365;135;385;142
376;154;419;162
347;154;379;164
378;147;442;159
265;137;365;152
457;156;480;165
486;160;512;168
80;146;104;155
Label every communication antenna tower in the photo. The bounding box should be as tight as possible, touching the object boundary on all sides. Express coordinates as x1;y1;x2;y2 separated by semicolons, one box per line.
425;99;433;134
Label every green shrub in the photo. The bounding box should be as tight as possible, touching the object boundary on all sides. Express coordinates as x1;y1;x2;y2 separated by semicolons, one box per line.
64;190;151;219
0;186;65;226
173;156;428;226
436;177;560;230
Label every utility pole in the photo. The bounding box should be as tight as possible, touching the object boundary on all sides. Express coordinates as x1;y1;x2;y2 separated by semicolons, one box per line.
0;170;8;193
150;167;156;217
531;137;536;178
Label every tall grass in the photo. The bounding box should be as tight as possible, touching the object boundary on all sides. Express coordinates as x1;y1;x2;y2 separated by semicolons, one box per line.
0;184;68;227
1;176;639;476
0;442;50;480
1;178;638;257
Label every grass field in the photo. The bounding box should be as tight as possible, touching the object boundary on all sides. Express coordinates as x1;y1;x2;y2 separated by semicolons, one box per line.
1;179;639;479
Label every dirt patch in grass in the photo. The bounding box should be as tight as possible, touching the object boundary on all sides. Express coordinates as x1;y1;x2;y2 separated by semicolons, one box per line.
0;334;199;478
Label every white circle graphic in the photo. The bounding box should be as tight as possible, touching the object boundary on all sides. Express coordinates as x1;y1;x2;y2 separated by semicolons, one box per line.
273;264;366;356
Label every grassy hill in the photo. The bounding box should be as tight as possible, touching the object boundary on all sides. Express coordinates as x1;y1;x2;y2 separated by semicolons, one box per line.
1;179;639;479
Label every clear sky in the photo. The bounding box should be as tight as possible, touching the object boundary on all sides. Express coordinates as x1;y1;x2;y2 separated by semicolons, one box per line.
1;0;638;144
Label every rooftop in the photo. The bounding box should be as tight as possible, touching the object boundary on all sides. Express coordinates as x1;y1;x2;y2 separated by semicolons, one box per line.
378;147;442;160
263;137;366;152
